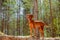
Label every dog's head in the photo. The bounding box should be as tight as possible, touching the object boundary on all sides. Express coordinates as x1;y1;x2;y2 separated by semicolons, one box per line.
26;14;33;20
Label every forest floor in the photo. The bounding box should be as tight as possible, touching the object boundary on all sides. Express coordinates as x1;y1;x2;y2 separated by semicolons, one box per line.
0;35;60;40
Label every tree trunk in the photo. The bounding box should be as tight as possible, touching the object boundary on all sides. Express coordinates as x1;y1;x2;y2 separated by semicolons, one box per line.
1;13;5;32
33;0;38;20
17;11;20;35
49;0;55;37
17;0;20;35
6;12;10;35
58;0;60;36
58;0;60;10
40;0;42;20
33;0;40;40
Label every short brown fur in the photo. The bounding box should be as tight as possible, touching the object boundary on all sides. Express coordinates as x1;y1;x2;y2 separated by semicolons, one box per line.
26;14;45;37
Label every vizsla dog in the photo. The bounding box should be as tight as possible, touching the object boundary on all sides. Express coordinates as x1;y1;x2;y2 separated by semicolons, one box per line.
26;14;47;38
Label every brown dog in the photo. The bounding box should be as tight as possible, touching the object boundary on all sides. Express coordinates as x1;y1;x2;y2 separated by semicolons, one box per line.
26;14;46;38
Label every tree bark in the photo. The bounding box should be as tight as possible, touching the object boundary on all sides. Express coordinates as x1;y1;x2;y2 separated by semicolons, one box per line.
33;0;40;40
49;0;55;37
1;13;5;32
58;0;60;10
33;0;38;20
17;0;20;35
17;11;20;35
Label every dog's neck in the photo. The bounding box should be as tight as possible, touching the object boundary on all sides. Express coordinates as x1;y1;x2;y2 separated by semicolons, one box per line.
27;18;34;23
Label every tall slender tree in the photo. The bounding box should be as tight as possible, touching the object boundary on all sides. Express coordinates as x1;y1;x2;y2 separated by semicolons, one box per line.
17;0;20;35
58;0;60;36
1;13;5;32
49;0;55;37
33;0;40;40
33;0;38;20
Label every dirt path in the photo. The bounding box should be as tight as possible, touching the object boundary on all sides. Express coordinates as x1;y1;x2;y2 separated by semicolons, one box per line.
0;35;60;40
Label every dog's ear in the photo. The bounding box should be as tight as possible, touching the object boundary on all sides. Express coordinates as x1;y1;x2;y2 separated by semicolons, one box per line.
26;14;33;18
